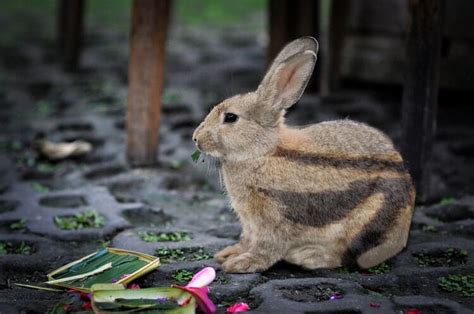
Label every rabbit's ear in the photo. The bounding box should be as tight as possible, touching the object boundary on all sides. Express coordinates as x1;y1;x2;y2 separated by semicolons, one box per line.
260;37;318;89
255;50;317;126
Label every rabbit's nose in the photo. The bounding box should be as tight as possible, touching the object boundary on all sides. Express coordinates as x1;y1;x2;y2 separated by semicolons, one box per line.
192;126;202;143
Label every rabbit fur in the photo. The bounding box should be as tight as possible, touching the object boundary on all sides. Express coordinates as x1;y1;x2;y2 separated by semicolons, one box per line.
192;37;415;273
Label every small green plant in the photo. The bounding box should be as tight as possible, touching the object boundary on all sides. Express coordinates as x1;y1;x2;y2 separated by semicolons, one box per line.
414;248;468;267
138;231;191;242
54;210;105;230
216;272;231;285
439;197;455;205
191;150;201;163
36;100;54;116
32;182;49;193
171;269;194;283
335;262;391;275
17;153;36;168
88;102;110;112
155;247;212;263
422;225;438;233
9;219;27;231
20;157;63;174
98;240;111;248
162;91;181;103
0;139;23;152
0;241;33;255
191;248;212;261
170;160;185;170
16;242;33;255
438;274;474;297
155;248;185;263
0;242;6;255
37;162;61;173
366;262;391;274
335;266;352;274
83;80;117;99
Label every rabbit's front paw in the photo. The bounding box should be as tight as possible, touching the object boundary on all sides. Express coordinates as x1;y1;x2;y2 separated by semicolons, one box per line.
221;252;270;273
215;243;244;264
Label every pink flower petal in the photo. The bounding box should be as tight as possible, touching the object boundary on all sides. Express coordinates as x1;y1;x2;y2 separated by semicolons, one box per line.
227;303;250;313
407;309;422;314
175;285;217;314
173;267;218;313
128;283;140;289
186;267;216;288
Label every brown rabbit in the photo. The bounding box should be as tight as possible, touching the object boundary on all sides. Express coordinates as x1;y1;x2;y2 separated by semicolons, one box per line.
192;37;415;273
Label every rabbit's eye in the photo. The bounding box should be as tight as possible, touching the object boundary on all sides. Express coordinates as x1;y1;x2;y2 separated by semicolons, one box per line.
223;112;238;123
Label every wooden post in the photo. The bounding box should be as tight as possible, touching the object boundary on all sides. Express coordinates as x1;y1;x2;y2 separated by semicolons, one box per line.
401;0;444;202
126;0;171;166
268;0;289;63
57;0;85;70
268;0;321;91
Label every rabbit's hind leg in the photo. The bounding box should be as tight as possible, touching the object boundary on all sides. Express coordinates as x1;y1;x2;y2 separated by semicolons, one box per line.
356;203;413;268
284;244;341;269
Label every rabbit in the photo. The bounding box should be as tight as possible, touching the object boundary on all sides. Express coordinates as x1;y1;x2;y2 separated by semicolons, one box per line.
192;37;415;273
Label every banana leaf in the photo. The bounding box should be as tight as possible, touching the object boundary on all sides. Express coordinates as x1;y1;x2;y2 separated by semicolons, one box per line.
92;286;195;314
14;283;63;292
47;248;160;292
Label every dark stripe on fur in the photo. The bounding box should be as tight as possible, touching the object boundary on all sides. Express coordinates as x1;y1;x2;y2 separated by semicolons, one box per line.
258;176;414;268
258;180;376;227
341;177;414;268
273;147;406;172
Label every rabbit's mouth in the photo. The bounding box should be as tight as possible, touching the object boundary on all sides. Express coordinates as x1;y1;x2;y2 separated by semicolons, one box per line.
195;145;222;160
195;139;223;159
201;149;223;159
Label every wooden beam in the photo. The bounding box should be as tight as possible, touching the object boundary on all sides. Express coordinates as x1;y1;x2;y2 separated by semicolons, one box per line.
57;0;85;70
401;0;444;202
326;0;351;93
126;0;171;166
268;0;290;63
268;0;321;91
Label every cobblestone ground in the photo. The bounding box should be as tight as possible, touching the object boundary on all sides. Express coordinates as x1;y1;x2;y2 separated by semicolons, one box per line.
1;12;474;314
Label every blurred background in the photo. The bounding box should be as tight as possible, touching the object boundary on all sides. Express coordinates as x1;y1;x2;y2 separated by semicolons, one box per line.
1;0;473;201
0;1;474;312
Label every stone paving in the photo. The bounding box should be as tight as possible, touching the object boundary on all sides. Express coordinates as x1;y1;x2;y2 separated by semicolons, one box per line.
1;10;474;314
